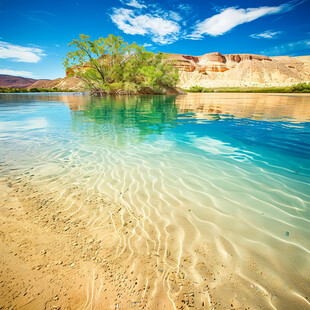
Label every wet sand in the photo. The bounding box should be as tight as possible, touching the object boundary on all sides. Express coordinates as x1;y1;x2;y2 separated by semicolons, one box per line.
1;172;309;310
0;175;174;309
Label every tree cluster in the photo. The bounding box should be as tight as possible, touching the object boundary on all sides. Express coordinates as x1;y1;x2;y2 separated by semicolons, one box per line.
63;34;179;95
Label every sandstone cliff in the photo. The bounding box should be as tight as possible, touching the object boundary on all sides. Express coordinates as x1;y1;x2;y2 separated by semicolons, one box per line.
164;52;310;88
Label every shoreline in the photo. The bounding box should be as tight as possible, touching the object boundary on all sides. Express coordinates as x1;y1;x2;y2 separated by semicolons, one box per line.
0;174;175;309
2;81;310;95
182;83;310;94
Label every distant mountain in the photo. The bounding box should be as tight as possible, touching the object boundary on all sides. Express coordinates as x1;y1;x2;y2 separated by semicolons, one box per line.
0;74;82;91
0;75;40;88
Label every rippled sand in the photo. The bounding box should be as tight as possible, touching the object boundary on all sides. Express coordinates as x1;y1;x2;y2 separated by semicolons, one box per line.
0;93;309;309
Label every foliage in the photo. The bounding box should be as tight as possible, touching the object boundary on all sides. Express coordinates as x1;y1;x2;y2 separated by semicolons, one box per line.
0;87;70;93
290;82;310;92
63;34;179;95
184;86;213;93
183;82;310;93
0;87;28;93
29;87;41;92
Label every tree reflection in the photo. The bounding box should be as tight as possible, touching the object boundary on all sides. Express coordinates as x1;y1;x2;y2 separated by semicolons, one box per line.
70;95;179;147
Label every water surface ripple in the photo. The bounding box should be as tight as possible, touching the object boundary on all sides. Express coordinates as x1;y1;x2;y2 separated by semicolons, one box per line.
0;93;309;309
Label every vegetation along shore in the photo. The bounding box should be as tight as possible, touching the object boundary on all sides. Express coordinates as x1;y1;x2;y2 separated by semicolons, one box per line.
184;83;310;93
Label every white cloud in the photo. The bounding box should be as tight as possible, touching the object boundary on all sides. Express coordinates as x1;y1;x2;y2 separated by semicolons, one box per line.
122;0;146;9
189;0;306;39
250;30;282;39
111;8;180;44
143;43;152;47
261;39;310;56
178;4;192;13
0;69;36;78
0;41;45;63
169;11;182;21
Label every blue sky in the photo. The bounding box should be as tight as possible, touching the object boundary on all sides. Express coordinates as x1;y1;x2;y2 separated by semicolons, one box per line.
0;0;309;79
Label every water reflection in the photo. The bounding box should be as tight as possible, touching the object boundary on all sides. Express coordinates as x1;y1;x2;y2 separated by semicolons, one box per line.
70;95;179;146
61;92;310;125
2;92;309;123
61;93;310;155
175;93;310;122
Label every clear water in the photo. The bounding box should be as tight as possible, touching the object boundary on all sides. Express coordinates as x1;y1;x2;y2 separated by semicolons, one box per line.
0;93;309;309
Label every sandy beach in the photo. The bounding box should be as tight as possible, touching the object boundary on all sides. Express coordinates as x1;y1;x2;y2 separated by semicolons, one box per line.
0;174;177;309
0;173;275;310
1;172;308;310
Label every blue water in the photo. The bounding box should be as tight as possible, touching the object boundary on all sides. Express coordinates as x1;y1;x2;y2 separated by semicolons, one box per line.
0;93;309;309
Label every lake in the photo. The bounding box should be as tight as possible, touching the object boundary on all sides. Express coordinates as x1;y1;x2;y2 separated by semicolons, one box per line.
0;93;309;309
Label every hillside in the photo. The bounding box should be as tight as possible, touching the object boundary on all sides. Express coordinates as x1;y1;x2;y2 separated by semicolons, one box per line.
0;75;39;88
28;77;84;91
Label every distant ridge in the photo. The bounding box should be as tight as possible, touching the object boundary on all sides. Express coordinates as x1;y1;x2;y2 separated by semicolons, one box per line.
0;75;39;88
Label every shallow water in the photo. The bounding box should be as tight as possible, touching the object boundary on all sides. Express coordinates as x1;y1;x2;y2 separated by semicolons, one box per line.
0;93;309;309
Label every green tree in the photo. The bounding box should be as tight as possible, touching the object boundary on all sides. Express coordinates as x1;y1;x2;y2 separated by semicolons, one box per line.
29;88;41;92
63;34;179;95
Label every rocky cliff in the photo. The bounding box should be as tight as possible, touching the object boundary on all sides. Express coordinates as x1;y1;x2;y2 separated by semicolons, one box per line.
164;52;310;88
54;52;310;90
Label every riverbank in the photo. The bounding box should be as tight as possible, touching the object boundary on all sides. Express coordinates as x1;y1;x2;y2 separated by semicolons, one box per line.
183;82;310;93
0;87;72;93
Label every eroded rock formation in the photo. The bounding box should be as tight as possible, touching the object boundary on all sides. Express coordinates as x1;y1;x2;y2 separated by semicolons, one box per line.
164;52;310;88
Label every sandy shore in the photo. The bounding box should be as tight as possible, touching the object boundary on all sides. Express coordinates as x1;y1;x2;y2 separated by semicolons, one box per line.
1;174;217;310
1;169;309;310
0;176;177;309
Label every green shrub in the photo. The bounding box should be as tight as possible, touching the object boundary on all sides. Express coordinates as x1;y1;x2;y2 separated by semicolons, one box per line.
29;88;41;92
183;83;310;93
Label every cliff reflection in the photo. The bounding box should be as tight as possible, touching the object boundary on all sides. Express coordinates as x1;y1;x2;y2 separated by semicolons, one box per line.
175;93;310;123
2;93;308;124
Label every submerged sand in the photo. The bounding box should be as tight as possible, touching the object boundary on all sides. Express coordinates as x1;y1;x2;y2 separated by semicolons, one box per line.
0;172;309;310
0;175;174;309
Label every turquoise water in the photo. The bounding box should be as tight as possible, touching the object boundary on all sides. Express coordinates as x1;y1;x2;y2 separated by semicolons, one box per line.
0;93;309;308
